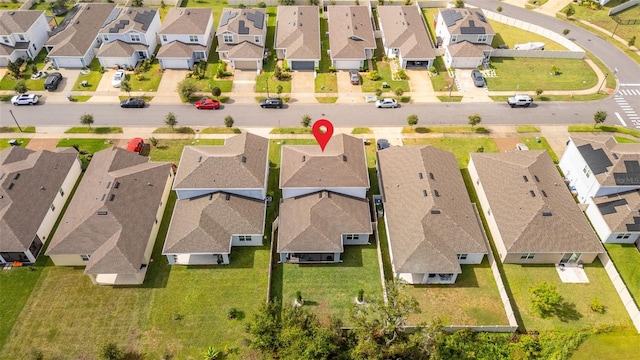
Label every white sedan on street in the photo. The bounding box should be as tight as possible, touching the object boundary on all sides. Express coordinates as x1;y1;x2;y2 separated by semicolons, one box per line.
375;98;398;108
11;93;39;105
112;70;126;88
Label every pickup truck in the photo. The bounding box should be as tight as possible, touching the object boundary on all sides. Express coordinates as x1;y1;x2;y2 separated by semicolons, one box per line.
507;94;533;107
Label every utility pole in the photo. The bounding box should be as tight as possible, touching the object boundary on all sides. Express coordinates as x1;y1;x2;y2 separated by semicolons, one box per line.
8;110;23;132
598;73;609;93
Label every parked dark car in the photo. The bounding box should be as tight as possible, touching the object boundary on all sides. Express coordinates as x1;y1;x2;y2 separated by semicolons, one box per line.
44;72;63;91
120;98;145;108
259;97;283;108
349;70;360;85
471;69;485;87
377;139;390;150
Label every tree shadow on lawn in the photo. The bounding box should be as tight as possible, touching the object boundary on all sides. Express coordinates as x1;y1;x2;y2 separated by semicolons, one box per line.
555;301;583;322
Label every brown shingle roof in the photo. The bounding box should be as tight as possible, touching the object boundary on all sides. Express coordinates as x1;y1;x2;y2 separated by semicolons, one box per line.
571;136;640;187
99;7;157;35
216;8;266;36
226;40;264;59
593;190;640;233
440;8;494;35
96;39;147;57
158;7;212;35
0;10;44;34
156;41;206;58
0;147;78;252
377;6;435;60
274;6;320;61
46;3;116;57
377;146;486;274
163;192;265;254
279;134;369;189
447;40;491;57
471;151;603;254
173;133;269;191
46;147;172;275
327;6;375;60
277;191;372;252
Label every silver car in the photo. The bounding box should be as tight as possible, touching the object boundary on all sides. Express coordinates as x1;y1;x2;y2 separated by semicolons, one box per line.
11;93;39;105
375;98;398;108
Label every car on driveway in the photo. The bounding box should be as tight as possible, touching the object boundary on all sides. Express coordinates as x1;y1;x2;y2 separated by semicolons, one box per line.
376;139;390;150
507;94;533;107
120;98;145;108
260;97;284;108
126;138;144;154
471;69;485;87
195;97;220;110
11;93;39;105
375;98;398;108
44;72;62;91
112;70;126;88
349;70;360;85
515;143;530;151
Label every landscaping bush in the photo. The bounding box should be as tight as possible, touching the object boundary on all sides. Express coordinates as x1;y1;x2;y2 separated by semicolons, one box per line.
590;297;606;314
367;70;380;81
395;68;408;80
227;307;240;320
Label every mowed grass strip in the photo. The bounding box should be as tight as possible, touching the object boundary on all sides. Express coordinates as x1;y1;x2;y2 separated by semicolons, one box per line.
486;58;598;91
605;244;640;307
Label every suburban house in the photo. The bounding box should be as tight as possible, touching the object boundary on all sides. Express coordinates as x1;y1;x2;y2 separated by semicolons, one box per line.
326;5;376;70
469;151;604;264
559;136;640;244
434;8;494;68
0;147;81;265
156;7;214;69
274;6;320;71
377;146;487;284
163;133;269;265
277;134;372;263
46;147;173;286
0;10;50;67
215;8;267;71
96;7;161;69
377;5;436;69
45;3;116;68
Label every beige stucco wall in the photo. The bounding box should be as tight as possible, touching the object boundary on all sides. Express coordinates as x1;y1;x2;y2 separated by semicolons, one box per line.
49;254;89;267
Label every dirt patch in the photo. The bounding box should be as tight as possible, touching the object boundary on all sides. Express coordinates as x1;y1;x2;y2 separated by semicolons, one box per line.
493;137;520;152
25;139;60;151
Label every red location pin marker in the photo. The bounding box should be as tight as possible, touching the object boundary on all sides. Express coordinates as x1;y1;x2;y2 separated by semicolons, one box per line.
312;119;334;152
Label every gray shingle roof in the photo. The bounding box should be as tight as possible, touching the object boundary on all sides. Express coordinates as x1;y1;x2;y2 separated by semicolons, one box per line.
163;192;265;254
377;6;435;60
274;6;320;61
0;147;78;252
173;133;269;191
46;3;116;57
158;7;212;35
277;191;372;252
571;136;640;187
216;8;266;36
327;6;375;60
46;147;172;275
0;10;44;35
594;190;640;233
440;8;494;35
279;134;369;189
377;146;486;274
470;151;603;254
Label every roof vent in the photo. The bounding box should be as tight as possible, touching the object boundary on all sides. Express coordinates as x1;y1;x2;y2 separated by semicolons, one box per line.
434;190;440;197
147;182;152;186
534;175;540;182
198;156;202;163
302;155;306;162
541;190;547;197
429;172;434;180
529;190;536;197
418;172;423;179
423;190;428;197
523;176;529;182
76;20;80;25
114;181;120;189
342;155;347;162
109;194;116;201
8;183;14;190
106;181;111;188
101;194;106;201
97;210;108;215
40;186;45;190
13;173;20;180
542;211;552;216
613;153;619;160
225;193;231;200
431;209;441;214
209;193;213;200
241;156;247;163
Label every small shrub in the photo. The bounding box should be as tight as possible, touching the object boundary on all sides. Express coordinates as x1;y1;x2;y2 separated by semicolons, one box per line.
375;89;382;97
357;289;365;302
257;1;267;7
173;313;184;321
329;66;336;73
394;88;404;97
629;35;636;48
563;28;570;36
395;68;408;80
135;74;145;81
149;137;159;147
535;89;543;96
497;6;502;12
237;3;246;8
590;298;606;314
367;70;381;81
227;307;240;320
224;115;234;128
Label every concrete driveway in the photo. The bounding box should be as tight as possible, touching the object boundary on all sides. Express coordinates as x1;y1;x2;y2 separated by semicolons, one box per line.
456;69;491;102
232;70;257;104
336;70;364;104
406;69;436;102
157;69;188;93
95;68;121;93
291;71;315;103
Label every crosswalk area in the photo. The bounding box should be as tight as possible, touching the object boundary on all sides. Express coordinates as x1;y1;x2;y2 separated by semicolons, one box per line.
615;84;640;128
617;88;640;96
614;95;639;128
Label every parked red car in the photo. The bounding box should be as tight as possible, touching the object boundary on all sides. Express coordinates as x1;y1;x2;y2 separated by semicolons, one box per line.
195;97;220;110
126;138;144;154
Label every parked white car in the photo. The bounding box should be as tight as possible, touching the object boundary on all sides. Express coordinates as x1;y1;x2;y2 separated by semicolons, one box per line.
11;93;39;105
112;70;126;88
375;98;398;108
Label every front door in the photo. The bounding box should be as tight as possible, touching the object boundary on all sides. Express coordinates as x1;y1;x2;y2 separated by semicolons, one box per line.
560;252;582;264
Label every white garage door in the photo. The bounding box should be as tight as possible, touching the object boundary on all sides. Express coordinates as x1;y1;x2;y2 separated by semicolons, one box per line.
334;60;361;70
452;57;483;69
100;57;133;69
53;57;84;68
234;60;258;70
160;58;190;69
0;57;7;67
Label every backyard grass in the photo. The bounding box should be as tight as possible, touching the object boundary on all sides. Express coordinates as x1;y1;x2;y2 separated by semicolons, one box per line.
0;2;21;10
0;49;49;91
256;7;292;94
486;58;598;91
198;127;241;134
517;125;541;133
520;136;559;163
571;330;640;360
72;59;103;91
127;60;163;92
29;1;67;25
0;126;36;133
64;127;123;134
402;138;499;169
315;17;338;93
148;139;224;164
490;20;566;51
605;244;640;307
568;125;640;138
361;62;410;93
405;258;509;326
0;139;30;150
501;260;634;332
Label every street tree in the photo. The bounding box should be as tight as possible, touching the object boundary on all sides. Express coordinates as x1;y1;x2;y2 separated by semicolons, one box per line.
211;86;221;99
176;80;198;101
468;113;482;128
593;110;607;128
14;80;28;94
7;59;21;78
564;4;575;19
224;115;234;128
407;114;419;127
301;114;312;128
454;0;465;8
80;113;94;130
121;80;131;98
165;112;178;130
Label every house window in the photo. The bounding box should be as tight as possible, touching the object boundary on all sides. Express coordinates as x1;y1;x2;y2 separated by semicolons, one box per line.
457;254;468;260
223;34;233;43
103;34;109;41
59;188;64;197
2;36;9;43
189;35;198;43
81;254;90;261
239;235;251;242
130;34;141;42
477;34;488;42
582;165;591;178
18;34;26;41
345;234;358;240
616;233;631;239
254;35;260;43
451;35;457;43
162;35;167;42
520;253;535;260
50;204;55;212
194;52;205;60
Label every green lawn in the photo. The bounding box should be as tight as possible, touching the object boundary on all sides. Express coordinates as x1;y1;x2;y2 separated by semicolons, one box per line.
0;49;49;91
29;1;67;25
56;139;112;154
403;138;499;168
501;260;634;332
520;136;559;163
189;40;234;93
571;330;640;360
256;7;292;94
127;59;163;92
517;125;541;133
199;127;241;134
430;56;456;92
0;139;31;150
72;59;103;91
315;17;338;93
64;127;123;134
362;62;410;93
490;20;566;51
614;137;639;143
148;139;224;163
486;58;598;91
605;244;640;307
405;258;509;326
0;126;36;133
568;125;640;138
